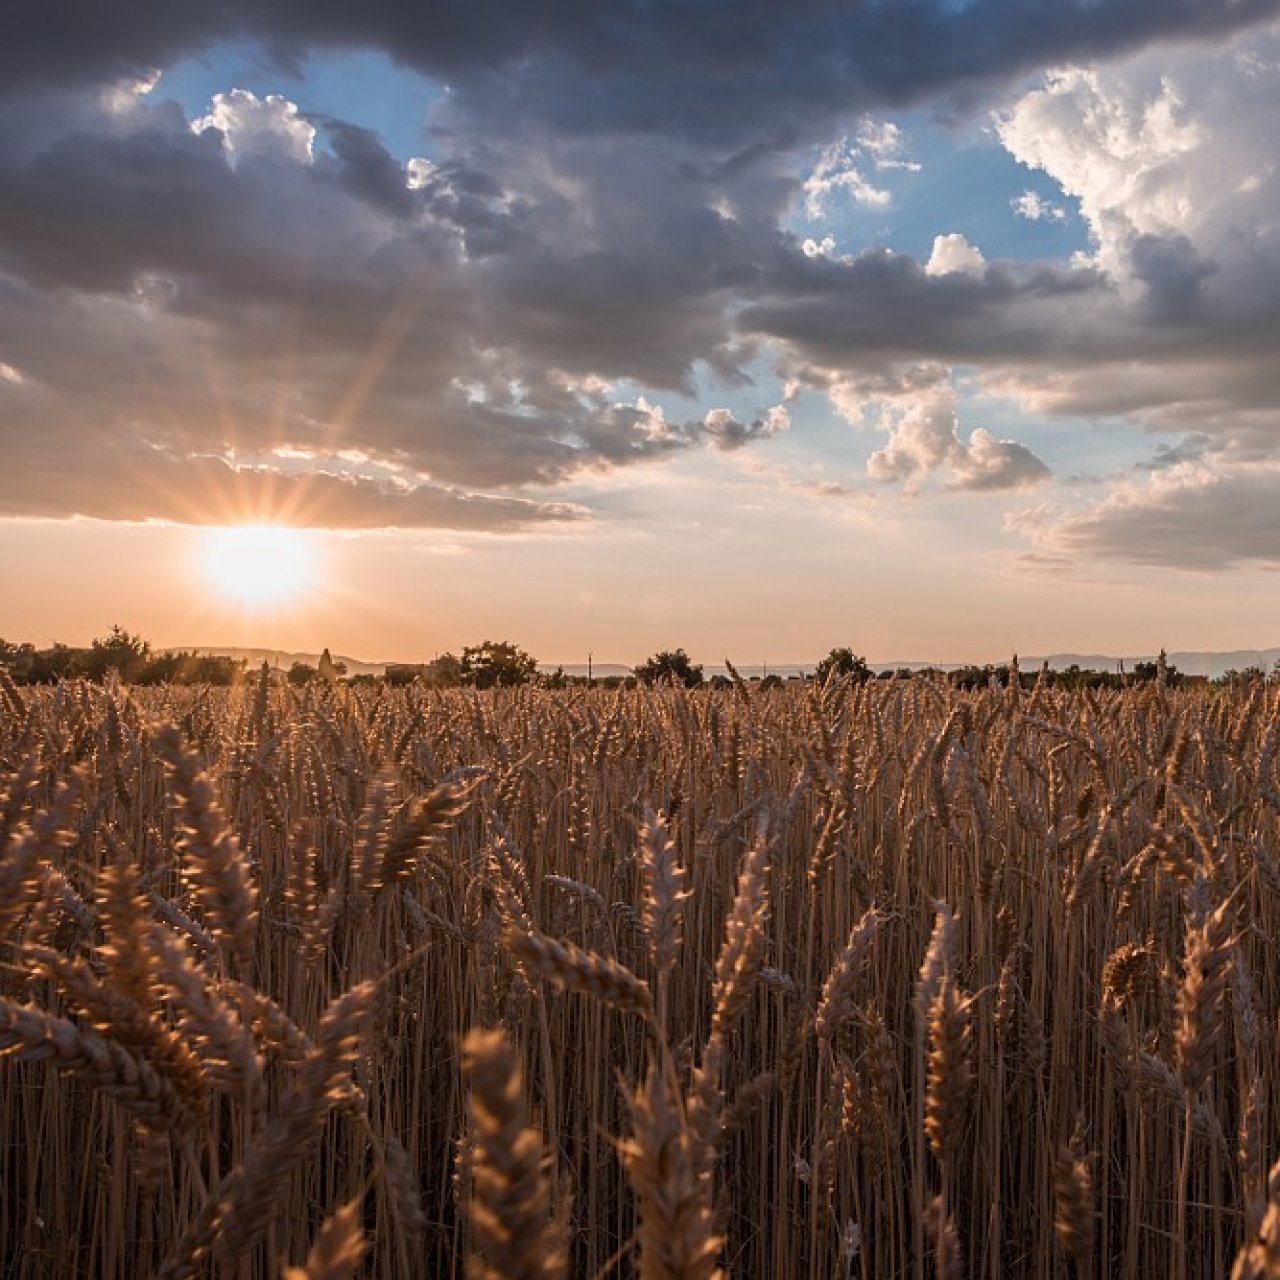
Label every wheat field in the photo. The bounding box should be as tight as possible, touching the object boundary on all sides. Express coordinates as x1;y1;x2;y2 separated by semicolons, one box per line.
2;665;1279;1278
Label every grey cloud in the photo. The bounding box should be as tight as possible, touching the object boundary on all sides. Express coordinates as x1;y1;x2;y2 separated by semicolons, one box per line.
0;420;582;531
1129;234;1217;322
1022;464;1280;568
983;350;1280;431
1137;435;1212;471
744;248;1111;370
6;1;1278;146
318;120;417;216
701;405;790;451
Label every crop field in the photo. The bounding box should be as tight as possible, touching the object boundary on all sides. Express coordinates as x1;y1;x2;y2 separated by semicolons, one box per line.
2;667;1279;1278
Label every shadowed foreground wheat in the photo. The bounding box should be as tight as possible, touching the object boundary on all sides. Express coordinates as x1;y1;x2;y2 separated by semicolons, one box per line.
2;669;1280;1277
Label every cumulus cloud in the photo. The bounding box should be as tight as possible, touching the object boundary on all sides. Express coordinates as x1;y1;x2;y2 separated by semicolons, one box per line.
802;234;841;260
925;233;987;277
977;22;1280;448
867;389;1050;491
996;38;1280;310
193;89;315;165
955;429;1052;491
0;89;764;523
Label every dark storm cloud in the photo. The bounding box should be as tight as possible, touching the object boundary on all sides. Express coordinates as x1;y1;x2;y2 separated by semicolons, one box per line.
318;121;417;216
1129;234;1217;322
6;0;1278;135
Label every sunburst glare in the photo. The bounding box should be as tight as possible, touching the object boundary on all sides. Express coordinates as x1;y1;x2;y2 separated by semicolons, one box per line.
200;525;318;610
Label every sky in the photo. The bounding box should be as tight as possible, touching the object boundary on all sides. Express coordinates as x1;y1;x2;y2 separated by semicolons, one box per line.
3;1;1280;666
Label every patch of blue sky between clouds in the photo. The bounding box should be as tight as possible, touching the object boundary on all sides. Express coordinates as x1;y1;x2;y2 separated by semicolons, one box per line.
157;42;446;163
788;108;1091;267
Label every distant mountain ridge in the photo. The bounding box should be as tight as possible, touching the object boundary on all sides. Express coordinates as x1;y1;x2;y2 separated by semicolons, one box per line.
1037;649;1280;680
869;649;1280;681
187;647;1280;682
185;647;387;677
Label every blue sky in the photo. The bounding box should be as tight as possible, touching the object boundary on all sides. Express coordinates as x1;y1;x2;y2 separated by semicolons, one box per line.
787;110;1091;264
3;2;1280;662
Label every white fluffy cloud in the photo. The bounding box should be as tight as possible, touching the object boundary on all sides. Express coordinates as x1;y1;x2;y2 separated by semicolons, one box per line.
925;233;986;277
997;33;1280;303
867;389;1049;491
194;89;316;166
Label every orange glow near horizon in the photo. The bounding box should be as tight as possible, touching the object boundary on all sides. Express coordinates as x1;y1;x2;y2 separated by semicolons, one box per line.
199;524;319;611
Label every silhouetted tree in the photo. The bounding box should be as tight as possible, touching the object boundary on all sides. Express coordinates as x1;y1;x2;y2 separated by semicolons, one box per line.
287;661;317;686
0;640;37;683
83;626;151;681
25;644;79;684
813;647;872;686
424;654;464;687
136;651;244;686
634;649;704;687
461;640;538;689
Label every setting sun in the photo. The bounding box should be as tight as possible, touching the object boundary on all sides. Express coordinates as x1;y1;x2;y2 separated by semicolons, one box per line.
200;525;318;610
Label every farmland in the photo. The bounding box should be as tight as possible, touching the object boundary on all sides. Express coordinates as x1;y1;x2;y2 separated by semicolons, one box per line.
2;668;1279;1278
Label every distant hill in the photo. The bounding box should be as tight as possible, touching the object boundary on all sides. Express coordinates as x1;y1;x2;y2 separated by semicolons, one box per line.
186;647;387;678
871;650;1280;681
1041;649;1280;680
177;647;1280;683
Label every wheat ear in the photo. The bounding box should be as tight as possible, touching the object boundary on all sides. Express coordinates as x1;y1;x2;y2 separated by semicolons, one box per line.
283;1200;368;1280
155;723;259;976
462;1026;567;1280
620;1065;724;1280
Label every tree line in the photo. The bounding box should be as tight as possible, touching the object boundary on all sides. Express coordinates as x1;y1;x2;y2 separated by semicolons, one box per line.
4;629;1258;691
0;627;244;686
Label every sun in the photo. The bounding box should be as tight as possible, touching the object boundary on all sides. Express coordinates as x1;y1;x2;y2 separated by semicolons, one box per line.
200;525;318;610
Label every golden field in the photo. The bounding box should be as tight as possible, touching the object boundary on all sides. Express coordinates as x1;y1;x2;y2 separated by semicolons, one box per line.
1;667;1279;1278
